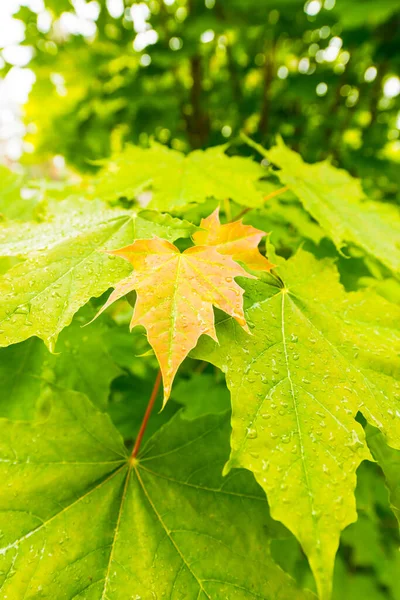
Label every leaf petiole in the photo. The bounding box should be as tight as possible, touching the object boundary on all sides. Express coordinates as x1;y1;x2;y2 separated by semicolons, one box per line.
131;369;162;460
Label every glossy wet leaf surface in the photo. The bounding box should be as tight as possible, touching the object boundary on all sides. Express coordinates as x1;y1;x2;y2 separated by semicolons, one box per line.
0;117;399;600
193;249;400;599
0;387;315;600
0;202;196;349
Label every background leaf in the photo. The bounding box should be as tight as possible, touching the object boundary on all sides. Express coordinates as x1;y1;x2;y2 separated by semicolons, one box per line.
96;143;265;211
171;372;231;420
264;138;400;274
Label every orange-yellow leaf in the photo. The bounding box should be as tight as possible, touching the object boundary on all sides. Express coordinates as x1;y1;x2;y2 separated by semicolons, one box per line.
193;208;274;272
96;237;254;404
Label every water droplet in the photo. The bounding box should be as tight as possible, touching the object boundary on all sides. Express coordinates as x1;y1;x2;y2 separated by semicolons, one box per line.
14;304;30;315
246;427;258;439
346;430;364;452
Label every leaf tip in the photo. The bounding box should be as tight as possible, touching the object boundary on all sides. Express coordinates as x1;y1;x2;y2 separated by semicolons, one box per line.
222;460;233;477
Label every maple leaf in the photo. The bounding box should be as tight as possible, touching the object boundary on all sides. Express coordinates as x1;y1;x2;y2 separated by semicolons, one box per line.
0;305;122;419
193;207;274;272
0;387;314;600
193;248;400;599
96;142;265;211
245;135;400;275
95;237;254;403
0;200;196;349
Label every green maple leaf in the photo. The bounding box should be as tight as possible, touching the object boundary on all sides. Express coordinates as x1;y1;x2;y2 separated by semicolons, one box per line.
273;460;400;599
244;198;324;254
361;433;400;600
171;372;231;420
0;387;314;599
193;248;400;599
0;199;196;258
0;200;196;349
0;338;46;419
49;307;122;408
0;306;121;418
96;142;265;211
245;136;400;274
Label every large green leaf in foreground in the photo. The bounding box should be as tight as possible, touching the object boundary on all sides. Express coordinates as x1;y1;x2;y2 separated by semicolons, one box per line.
261;137;400;274
0;200;196;348
96;142;265;211
0;199;196;257
194;249;400;599
0;387;314;599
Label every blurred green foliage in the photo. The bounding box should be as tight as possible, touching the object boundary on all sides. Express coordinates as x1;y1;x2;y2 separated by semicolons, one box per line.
2;0;398;202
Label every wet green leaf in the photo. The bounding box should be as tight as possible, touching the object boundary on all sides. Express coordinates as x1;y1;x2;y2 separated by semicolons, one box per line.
0;201;196;349
0;387;314;599
193;249;400;598
0;338;47;419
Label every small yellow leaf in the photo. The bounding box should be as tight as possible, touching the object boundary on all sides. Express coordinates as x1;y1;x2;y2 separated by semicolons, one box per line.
96;236;254;404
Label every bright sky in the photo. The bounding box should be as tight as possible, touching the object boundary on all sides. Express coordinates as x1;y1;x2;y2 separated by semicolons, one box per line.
0;0;101;162
0;1;39;161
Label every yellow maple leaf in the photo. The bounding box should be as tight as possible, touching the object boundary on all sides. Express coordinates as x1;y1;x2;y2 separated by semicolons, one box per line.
193;208;274;272
96;237;254;403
